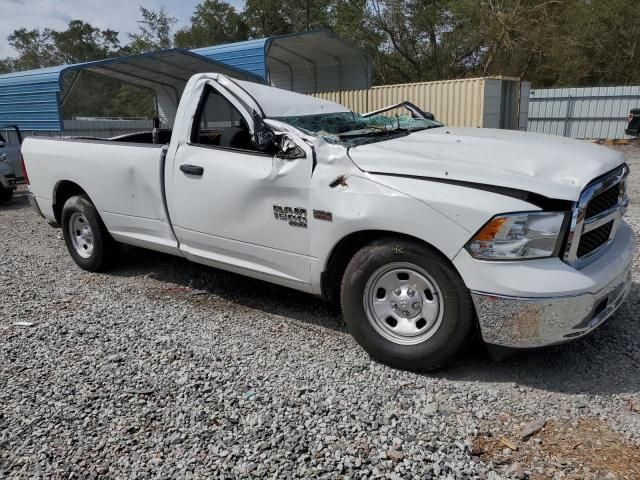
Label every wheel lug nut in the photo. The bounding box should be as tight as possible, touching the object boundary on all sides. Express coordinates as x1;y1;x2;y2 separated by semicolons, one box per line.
393;289;401;296
412;302;420;310
402;310;409;317
391;302;397;308
407;289;415;297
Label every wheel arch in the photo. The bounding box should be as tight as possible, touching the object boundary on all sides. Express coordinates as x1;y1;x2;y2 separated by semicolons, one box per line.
52;180;92;224
320;230;459;305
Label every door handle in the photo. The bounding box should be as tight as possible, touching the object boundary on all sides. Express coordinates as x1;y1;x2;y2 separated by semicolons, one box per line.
180;164;204;176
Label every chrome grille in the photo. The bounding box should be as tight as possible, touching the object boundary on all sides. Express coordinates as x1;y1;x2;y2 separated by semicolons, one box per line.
564;165;629;268
585;184;620;218
577;220;614;257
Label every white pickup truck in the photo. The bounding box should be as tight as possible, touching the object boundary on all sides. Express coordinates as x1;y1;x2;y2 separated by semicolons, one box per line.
24;73;635;370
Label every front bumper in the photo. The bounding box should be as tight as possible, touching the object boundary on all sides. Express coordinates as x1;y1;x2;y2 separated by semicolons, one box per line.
472;267;632;348
462;221;636;348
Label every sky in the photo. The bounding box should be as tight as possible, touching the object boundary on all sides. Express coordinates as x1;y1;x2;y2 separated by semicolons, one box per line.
0;0;245;57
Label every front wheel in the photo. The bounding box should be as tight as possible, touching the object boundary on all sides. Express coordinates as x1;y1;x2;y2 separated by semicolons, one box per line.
341;238;474;371
61;195;117;272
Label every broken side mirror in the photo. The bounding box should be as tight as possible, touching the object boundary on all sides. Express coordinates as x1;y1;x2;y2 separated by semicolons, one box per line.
252;111;276;152
276;135;306;160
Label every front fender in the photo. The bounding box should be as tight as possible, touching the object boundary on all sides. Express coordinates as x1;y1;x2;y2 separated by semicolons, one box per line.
309;174;474;292
371;174;542;237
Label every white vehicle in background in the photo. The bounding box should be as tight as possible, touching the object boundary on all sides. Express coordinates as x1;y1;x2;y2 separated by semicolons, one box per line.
23;74;635;370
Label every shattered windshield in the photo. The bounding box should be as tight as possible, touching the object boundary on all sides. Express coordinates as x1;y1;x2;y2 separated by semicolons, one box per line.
276;111;443;147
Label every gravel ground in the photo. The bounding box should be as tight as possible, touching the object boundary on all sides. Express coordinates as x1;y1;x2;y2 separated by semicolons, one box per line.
1;143;640;479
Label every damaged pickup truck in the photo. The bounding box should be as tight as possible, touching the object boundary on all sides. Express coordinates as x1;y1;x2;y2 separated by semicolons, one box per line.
23;74;635;370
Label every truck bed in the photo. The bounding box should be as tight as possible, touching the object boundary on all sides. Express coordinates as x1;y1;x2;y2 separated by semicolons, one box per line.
23;137;178;253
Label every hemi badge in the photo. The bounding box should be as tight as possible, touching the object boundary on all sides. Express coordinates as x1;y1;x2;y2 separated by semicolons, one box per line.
313;210;333;222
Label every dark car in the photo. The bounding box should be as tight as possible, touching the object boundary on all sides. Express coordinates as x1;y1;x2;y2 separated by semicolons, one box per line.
626;108;640;137
0;125;23;203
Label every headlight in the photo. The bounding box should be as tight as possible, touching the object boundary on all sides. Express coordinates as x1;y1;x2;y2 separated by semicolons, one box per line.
467;212;567;260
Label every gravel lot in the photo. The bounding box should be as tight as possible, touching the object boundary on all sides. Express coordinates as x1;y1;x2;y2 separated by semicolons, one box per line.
1;143;640;479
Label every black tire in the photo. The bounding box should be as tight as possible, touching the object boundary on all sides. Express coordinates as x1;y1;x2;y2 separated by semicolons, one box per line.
61;195;117;272
340;238;474;371
0;188;13;203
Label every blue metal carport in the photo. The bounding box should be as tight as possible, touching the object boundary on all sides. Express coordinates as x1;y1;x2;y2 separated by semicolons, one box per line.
0;49;261;132
0;31;370;133
193;31;371;94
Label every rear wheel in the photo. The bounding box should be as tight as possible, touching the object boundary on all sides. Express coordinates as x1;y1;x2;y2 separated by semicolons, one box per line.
341;238;474;371
61;195;117;272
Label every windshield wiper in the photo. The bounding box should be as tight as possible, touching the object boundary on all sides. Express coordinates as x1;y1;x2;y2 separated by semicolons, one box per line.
341;130;413;147
337;127;406;138
362;101;435;120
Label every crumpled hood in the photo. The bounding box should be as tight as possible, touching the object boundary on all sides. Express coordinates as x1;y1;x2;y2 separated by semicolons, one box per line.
347;127;625;201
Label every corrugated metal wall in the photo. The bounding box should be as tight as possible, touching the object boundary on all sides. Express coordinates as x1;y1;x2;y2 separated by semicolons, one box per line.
528;85;640;139
0;66;64;131
191;38;269;80
312;77;523;129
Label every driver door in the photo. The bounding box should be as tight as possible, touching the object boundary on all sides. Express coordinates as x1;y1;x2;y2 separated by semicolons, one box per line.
168;83;314;288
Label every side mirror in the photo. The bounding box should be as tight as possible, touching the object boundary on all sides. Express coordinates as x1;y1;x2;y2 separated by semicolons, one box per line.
252;112;276;152
276;135;305;160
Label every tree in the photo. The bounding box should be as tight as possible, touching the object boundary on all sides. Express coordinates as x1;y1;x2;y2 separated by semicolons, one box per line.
243;0;293;37
50;20;120;64
242;0;336;37
447;0;565;82
128;6;176;53
175;0;248;48
1;21;121;72
550;0;640;86
4;28;55;70
285;0;334;31
362;0;471;84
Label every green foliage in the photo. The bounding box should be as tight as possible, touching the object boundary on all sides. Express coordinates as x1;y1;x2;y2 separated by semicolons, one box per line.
3;21;121;70
243;0;293;37
1;0;639;123
175;0;248;48
127;7;177;53
2;28;54;70
50;20;121;64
